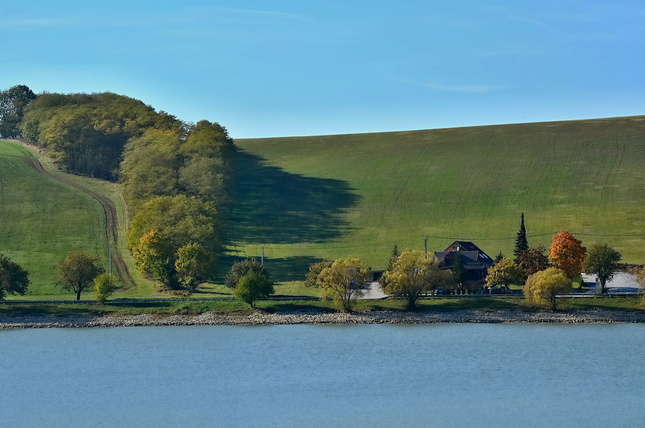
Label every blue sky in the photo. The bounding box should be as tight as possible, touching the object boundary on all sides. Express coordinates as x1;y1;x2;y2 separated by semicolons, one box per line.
1;0;643;138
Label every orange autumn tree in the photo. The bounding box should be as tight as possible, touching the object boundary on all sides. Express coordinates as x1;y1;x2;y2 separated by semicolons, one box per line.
548;231;586;279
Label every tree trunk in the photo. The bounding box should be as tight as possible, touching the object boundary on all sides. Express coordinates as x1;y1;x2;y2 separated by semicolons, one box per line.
406;296;417;311
76;289;82;301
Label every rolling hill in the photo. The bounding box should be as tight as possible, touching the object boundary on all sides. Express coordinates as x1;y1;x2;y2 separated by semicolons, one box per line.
3;116;645;290
232;116;645;279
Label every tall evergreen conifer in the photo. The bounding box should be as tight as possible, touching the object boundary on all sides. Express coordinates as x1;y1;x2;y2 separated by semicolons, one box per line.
514;213;529;263
386;244;399;271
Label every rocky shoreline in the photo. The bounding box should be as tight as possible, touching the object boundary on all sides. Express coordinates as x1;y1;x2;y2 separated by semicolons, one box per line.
1;308;645;329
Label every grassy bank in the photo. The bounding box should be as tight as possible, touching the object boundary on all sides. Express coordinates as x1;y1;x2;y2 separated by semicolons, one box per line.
1;296;642;318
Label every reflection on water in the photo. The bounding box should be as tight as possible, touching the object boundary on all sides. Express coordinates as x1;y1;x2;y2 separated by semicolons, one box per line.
1;324;643;427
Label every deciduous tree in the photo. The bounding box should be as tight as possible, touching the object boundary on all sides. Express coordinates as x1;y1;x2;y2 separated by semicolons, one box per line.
225;259;269;289
175;242;216;290
548;231;586;279
132;229;174;286
93;273;119;303
582;242;622;294
234;270;274;308
317;258;371;312
633;267;645;292
57;251;104;300
0;253;30;301
0;84;36;138
305;260;333;287
383;249;452;310
519;245;550;275
524;267;572;310
485;257;526;289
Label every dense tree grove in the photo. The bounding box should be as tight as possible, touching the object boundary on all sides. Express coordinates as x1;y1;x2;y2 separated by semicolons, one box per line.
121;120;235;290
20;91;182;179
128;196;219;288
1;84;237;291
120;120;235;215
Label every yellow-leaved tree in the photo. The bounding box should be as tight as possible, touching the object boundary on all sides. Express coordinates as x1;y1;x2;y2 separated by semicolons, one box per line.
317;258;371;312
485;257;526;290
383;249;452;310
524;267;572;310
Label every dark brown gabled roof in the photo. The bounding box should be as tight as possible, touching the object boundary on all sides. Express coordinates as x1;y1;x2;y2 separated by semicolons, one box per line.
442;241;493;267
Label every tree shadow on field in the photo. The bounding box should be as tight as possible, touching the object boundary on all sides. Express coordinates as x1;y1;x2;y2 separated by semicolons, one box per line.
214;254;323;284
262;255;323;282
227;150;360;246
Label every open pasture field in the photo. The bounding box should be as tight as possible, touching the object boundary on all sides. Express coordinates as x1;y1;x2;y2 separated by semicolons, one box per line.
234;116;645;280
0;140;107;294
0;140;157;298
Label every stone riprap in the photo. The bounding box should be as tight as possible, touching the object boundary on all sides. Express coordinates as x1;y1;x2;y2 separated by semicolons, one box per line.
1;308;644;329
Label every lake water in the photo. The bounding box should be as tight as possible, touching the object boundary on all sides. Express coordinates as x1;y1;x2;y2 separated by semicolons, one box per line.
1;324;643;427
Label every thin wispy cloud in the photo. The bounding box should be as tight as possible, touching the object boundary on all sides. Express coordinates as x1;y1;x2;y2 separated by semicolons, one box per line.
0;7;311;30
404;80;505;94
205;7;310;22
0;17;162;28
0;18;63;27
505;12;619;42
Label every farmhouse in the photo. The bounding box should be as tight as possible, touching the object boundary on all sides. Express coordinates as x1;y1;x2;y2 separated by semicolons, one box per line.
434;241;493;286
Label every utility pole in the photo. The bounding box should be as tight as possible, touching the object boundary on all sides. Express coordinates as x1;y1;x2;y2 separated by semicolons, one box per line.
424;235;428;259
261;246;265;266
108;244;112;275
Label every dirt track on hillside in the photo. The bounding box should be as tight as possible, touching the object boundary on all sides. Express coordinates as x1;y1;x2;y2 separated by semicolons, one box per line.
22;152;136;289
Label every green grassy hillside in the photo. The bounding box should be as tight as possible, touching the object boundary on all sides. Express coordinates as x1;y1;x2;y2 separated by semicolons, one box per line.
0;140;158;298
233;116;645;279
0;140;107;294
